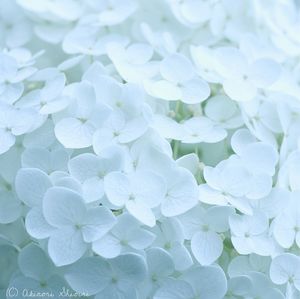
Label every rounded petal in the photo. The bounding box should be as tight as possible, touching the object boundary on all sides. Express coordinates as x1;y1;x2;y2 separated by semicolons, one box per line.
0;193;21;224
18;244;53;281
15;168;52;207
92;234;122;258
270;253;300;289
154;278;194;299
181;78;210;104
81;207;116;242
25;207;56;239
104;171;130;206
68;153;100;182
48;226;87;266
43;186;86;227
65;256;111;295
126;200;156;227
183;265;227;299
161;168;198;217
55;118;95;149
191;231;223;265
160;53;195;83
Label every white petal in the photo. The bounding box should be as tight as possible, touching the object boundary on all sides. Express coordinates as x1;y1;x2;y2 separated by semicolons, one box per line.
169;243;193;271
48;226;87;266
147;247;174;278
81;207;116;242
25;207;55;239
160;53;195;83
15;168;52;207
0;192;21;224
131;171;166;208
273;213;296;248
241;142;278;176
270;253;300;289
92;234;122;258
104;171;130;206
154;278;194;299
191;231;223;265
126;200;156;227
183;265;227;299
128;228;156;250
109;253;147;289
43;187;86;227
223;78;256;102
198;184;228;206
161;168;198;217
65;256;111;295
181;78;210;104
18;244;53;281
249;58;281;87
55;118;95;149
68;153;100;182
144;79;182;101
0;129;15;154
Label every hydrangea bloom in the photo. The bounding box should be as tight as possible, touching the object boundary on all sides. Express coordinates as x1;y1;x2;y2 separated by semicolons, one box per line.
1;0;300;298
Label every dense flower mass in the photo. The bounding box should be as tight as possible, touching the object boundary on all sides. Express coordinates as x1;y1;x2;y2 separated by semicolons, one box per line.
1;0;300;298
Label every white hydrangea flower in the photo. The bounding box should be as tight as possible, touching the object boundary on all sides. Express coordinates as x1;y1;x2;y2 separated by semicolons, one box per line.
179;205;234;265
145;53;210;104
270;253;300;293
42;186;116;266
214;47;281;102
154;265;227;299
68;146;124;203
104;170;166;227
64;253;147;298
92;213;156;258
1;0;300;297
54;81;111;149
9;244;67;298
229;211;273;255
151;218;193;271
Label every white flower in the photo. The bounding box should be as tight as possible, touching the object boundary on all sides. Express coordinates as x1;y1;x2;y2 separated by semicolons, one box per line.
93;110;150;154
92;213;156;258
145;53;210;104
21;147;69;174
68;146;124;203
0;0;32;48
229;211;272;255
152;218;193;271
0;241;18;291
17;71;69;115
9;244;66;297
204;95;243;129
199;157;253;214
54;81;111;149
93;0;138;26
181;116;227;144
167;0;213;27
270;253;300;292
273;191;300;248
104;170;166;226
179;205;234;265
214;47;281;102
106;42;159;83
42;186;116;266
64;253;147;298
154;265;227;299
0;104;39;155
143;247;174;296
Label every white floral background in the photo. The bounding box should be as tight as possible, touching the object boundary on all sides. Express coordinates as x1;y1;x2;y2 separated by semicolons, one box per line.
1;0;300;298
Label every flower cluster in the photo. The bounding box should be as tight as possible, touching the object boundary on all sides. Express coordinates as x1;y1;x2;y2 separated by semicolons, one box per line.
1;0;300;298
